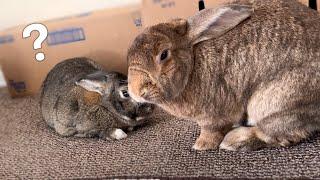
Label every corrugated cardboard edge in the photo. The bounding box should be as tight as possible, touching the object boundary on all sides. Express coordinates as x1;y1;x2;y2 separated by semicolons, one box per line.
1;4;142;33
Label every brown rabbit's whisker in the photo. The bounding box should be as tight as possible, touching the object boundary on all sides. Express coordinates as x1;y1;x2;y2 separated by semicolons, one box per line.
130;62;144;66
162;65;176;75
149;90;159;97
160;97;170;105
129;67;150;77
148;95;160;102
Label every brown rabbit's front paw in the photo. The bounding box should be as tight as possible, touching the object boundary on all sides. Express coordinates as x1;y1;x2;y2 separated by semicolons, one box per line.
193;137;219;150
219;127;267;151
192;131;224;151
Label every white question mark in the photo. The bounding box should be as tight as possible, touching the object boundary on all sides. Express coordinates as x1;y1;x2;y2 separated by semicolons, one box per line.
22;23;48;62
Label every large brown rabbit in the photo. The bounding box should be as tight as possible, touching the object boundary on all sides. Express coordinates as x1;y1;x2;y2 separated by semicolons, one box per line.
127;0;320;151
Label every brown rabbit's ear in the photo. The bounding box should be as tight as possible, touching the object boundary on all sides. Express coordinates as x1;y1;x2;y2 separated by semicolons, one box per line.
187;4;253;45
170;19;188;35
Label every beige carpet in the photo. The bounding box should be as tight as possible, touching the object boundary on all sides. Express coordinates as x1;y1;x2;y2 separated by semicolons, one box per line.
0;88;320;179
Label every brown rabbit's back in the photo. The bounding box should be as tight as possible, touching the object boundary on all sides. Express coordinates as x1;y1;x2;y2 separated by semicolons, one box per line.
188;0;320;111
186;0;320;150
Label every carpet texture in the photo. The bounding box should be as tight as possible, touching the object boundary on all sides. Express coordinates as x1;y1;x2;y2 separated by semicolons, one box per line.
0;88;320;179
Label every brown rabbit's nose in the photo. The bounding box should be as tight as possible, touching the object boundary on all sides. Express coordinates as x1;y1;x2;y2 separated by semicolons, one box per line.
139;88;149;98
128;70;151;103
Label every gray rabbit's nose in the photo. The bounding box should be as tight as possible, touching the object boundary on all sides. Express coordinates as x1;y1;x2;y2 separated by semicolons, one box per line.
136;103;153;114
135;116;145;121
137;102;145;108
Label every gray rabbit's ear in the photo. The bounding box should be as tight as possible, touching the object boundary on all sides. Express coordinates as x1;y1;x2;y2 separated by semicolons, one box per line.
76;79;106;95
76;71;110;95
187;4;253;45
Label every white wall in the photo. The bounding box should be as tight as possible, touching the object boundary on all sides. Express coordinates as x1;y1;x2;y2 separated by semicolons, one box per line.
0;0;140;31
0;0;140;87
0;70;5;87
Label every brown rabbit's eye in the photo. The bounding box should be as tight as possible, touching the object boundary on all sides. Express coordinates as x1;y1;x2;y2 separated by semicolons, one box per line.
160;49;170;62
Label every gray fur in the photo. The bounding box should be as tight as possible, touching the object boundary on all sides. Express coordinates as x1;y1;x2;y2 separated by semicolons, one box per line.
127;0;320;150
40;57;154;139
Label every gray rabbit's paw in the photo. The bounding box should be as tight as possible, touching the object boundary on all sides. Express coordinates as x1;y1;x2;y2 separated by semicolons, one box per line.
109;128;128;140
219;127;267;151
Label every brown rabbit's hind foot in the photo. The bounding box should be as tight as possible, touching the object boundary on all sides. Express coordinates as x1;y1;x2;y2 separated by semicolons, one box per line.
219;126;311;151
219;127;269;151
270;130;310;147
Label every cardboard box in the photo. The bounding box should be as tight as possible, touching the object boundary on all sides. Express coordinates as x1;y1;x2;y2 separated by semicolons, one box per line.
0;5;142;97
142;0;319;27
300;0;309;6
142;0;228;27
300;0;320;11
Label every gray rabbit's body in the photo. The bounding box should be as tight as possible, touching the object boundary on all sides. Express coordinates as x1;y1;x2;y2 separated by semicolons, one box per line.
127;0;320;150
41;57;154;139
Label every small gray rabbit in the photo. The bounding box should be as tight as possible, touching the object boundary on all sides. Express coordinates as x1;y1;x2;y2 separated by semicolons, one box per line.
127;0;320;151
40;57;154;140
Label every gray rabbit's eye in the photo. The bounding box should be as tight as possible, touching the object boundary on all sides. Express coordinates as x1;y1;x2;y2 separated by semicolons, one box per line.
120;89;130;99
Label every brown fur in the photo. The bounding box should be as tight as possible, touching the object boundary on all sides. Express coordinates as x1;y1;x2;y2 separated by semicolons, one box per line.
83;90;101;106
127;0;320;151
